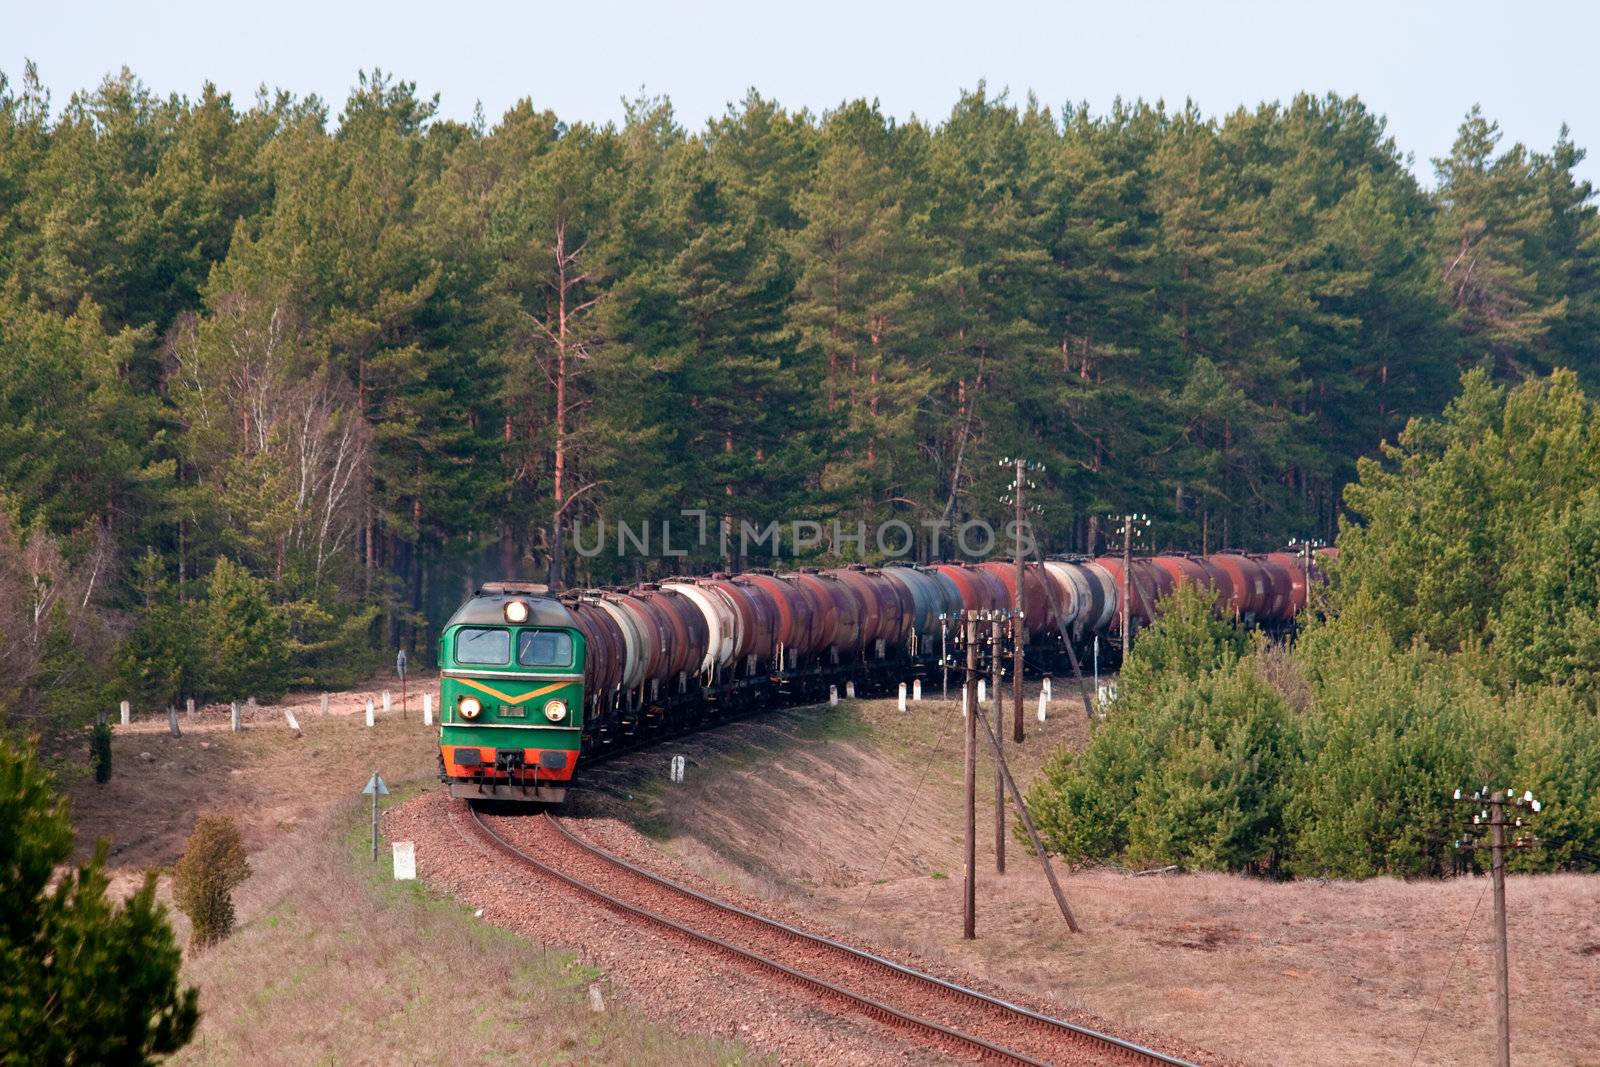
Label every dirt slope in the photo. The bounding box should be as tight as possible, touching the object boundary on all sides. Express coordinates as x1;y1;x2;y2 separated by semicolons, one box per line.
575;690;1600;1067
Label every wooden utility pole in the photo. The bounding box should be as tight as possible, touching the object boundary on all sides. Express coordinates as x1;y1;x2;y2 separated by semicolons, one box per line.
1120;518;1133;663
1013;456;1027;744
1111;513;1149;663
962;612;978;940
991;614;1005;875
1454;785;1542;1067
941;619;949;699
1489;791;1510;1067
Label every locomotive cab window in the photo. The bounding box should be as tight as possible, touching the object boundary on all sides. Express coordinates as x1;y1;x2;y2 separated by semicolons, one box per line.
517;629;574;669
456;627;510;665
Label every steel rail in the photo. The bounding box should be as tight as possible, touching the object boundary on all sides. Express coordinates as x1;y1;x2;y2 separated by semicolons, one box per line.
543;813;1200;1067
458;805;1045;1065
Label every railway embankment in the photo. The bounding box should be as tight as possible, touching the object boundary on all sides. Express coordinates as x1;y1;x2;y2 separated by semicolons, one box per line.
569;690;1600;1066
61;683;1599;1064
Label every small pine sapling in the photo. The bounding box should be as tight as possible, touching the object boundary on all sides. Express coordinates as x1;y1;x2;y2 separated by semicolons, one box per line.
172;813;251;949
91;721;113;784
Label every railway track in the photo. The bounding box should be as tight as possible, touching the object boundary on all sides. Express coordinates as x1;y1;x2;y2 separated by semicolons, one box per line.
458;805;1199;1066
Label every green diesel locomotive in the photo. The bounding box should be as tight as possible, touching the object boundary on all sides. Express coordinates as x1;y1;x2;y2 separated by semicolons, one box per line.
438;582;586;802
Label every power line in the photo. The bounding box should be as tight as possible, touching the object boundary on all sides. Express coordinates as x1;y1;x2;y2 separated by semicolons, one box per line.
1405;880;1492;1067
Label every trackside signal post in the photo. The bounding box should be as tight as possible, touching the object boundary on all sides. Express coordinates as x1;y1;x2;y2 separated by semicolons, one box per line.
363;771;390;861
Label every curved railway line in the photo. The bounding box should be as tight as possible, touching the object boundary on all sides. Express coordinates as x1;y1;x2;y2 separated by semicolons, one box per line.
455;804;1201;1066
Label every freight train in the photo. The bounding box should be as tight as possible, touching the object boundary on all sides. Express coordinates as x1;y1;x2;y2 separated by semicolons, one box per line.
437;551;1331;802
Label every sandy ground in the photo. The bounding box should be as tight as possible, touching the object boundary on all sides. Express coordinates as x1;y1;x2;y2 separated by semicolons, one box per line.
59;678;441;872
574;688;1600;1067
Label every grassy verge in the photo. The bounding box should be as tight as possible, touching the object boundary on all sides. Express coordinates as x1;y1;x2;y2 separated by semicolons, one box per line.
171;785;754;1065
600;700;874;841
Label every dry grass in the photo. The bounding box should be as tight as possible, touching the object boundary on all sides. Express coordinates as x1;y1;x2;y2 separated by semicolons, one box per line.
54;691;757;1066
62;693;440;870
582;687;1600;1066
170;791;753;1065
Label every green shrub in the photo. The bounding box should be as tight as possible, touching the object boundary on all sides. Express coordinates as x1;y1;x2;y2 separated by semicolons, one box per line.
1116;582;1250;701
1030;706;1146;863
90;721;112;784
1029;585;1298;873
1285;644;1500;878
1502;688;1600;872
172;813;251;950
1124;665;1299;871
0;737;198;1060
1029;575;1600;879
279;597;382;689
1032;656;1297;872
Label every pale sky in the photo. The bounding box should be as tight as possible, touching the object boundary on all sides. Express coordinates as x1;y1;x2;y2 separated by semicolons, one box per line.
5;0;1597;185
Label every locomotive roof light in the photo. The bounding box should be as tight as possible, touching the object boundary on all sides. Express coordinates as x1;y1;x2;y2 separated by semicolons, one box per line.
458;696;483;719
505;600;530;624
544;699;568;722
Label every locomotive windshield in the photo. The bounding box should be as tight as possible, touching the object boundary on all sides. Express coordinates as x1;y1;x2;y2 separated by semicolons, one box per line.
517;629;573;668
455;626;510;664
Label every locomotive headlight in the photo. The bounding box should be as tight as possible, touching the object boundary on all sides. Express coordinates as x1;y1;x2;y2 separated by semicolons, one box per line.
504;600;530;623
543;699;568;722
458;696;483;719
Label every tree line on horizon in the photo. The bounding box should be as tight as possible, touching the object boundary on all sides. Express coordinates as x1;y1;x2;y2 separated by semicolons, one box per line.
1;63;1597;720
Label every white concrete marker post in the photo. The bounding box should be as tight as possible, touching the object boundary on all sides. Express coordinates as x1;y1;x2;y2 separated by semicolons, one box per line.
978;679;987;705
392;841;416;881
285;708;301;735
186;697;195;718
913;678;922;702
670;754;685;783
168;706;181;737
1037;691;1049;723
320;693;330;717
365;699;375;727
961;688;968;718
845;680;856;699
897;682;907;711
829;685;838;706
120;700;130;726
382;691;392;715
1043;676;1052;703
423;693;433;726
230;702;242;732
